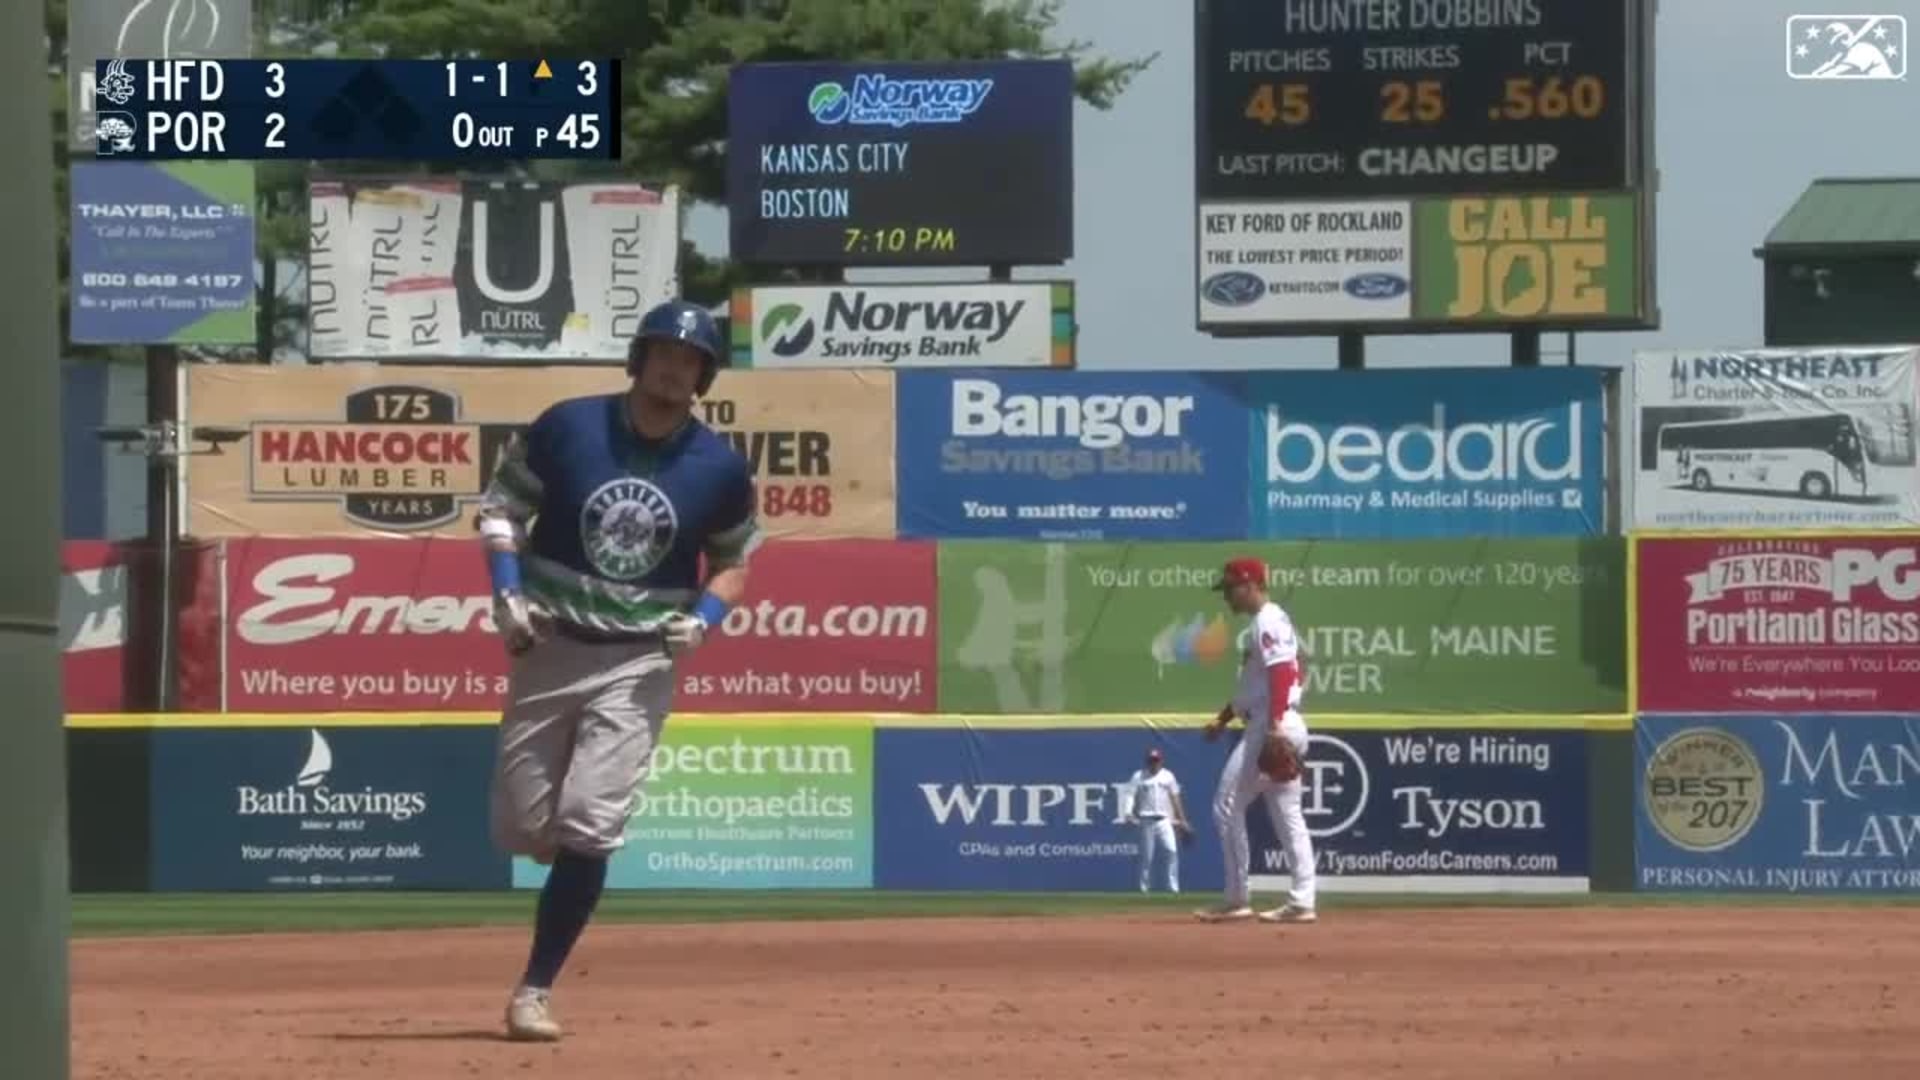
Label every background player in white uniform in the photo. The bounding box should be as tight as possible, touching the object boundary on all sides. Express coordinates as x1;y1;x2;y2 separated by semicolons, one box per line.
1122;747;1192;893
1195;556;1318;925
477;300;760;1041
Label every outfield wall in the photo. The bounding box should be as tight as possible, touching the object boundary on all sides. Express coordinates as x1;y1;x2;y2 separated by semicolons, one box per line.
61;355;1920;898
65;714;1634;895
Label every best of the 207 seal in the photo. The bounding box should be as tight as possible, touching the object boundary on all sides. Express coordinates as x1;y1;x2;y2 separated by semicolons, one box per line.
1643;727;1766;852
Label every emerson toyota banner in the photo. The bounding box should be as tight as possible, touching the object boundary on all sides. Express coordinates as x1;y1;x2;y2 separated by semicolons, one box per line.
730;283;1073;369
220;537;937;713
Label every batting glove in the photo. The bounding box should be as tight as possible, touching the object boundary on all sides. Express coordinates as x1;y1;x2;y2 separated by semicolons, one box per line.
662;611;709;652
493;590;539;655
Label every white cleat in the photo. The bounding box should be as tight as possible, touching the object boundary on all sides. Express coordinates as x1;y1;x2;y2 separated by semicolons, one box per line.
1258;904;1318;924
505;986;563;1042
1192;904;1255;923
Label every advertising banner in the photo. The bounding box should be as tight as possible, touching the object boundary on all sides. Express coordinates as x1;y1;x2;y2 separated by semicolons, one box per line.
1411;194;1641;323
730;282;1073;369
1636;713;1920;893
873;726;1228;892
61;541;127;713
1635;536;1920;713
307;178;680;360
895;370;1251;540
1248;368;1606;538
1630;348;1920;530
61;539;221;713
1197;201;1413;326
150;725;507;890
69;162;256;344
1251;728;1589;892
518;721;874;890
936;539;1625;715
68;0;251;145
222;537;937;713
873;723;1588;892
183;365;893;540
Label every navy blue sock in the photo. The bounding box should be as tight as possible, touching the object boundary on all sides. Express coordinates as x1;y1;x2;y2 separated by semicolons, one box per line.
520;849;608;989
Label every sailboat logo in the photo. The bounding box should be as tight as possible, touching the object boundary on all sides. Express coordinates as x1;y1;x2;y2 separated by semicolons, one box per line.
296;729;333;788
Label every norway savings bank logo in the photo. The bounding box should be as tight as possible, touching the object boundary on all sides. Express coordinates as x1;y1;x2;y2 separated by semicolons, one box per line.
807;73;995;126
759;304;815;358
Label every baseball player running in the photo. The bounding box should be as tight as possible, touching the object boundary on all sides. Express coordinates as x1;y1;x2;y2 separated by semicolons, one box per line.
1122;747;1192;893
1194;556;1318;925
477;299;760;1041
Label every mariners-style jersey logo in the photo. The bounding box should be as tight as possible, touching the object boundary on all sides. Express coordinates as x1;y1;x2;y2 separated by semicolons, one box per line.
580;477;679;581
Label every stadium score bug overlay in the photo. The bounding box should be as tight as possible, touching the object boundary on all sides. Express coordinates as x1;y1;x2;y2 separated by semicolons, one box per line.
1193;0;1657;335
89;58;620;160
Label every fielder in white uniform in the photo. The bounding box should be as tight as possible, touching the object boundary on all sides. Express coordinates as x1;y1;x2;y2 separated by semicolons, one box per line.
1195;556;1318;925
1122;748;1191;893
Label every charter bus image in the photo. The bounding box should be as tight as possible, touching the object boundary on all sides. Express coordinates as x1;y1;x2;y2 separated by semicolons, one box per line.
1655;412;1899;500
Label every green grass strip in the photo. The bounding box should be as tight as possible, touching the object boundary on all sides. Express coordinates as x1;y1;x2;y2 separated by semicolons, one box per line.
70;889;1920;938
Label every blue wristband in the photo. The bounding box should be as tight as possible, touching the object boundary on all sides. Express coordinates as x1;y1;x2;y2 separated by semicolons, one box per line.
693;593;730;626
486;548;523;594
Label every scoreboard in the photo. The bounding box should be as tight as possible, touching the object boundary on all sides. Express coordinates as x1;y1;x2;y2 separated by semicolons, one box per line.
726;60;1075;267
1194;0;1657;336
90;58;618;160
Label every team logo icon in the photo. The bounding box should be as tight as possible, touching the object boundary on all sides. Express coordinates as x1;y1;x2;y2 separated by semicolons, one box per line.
95;112;139;155
580;477;678;581
1301;734;1368;839
96;60;138;106
1786;15;1906;79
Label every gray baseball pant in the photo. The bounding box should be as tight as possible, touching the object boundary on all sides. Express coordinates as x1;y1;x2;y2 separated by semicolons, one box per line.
489;633;676;861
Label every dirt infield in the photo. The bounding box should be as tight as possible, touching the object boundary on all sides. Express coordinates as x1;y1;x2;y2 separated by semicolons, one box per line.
73;906;1920;1079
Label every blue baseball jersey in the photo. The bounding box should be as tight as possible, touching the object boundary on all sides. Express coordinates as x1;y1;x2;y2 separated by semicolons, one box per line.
479;393;760;633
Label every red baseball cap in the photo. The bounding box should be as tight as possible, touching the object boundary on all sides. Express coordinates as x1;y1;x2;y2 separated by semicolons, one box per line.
1215;556;1268;591
1146;747;1163;761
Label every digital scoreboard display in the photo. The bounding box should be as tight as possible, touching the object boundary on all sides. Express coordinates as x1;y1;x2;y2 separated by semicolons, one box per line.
727;60;1074;267
1198;0;1639;198
90;58;619;160
1193;0;1655;335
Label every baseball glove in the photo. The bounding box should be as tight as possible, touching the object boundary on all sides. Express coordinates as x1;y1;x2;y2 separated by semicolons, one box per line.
1257;737;1302;782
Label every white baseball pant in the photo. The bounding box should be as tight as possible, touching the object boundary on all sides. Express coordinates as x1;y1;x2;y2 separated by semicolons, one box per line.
1136;816;1179;893
1212;717;1316;910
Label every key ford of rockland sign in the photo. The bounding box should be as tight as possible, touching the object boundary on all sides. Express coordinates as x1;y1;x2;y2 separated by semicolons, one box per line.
732;282;1073;368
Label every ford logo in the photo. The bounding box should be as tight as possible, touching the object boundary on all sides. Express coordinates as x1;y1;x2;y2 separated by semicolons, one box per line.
1342;272;1409;300
1201;271;1265;308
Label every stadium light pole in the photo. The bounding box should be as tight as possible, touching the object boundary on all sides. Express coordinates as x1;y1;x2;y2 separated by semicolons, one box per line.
0;0;73;1072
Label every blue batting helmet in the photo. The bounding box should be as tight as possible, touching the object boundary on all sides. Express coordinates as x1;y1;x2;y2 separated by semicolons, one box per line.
628;300;726;395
